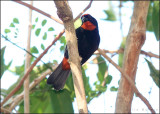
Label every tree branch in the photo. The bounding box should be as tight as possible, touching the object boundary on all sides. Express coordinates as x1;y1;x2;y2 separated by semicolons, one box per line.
98;48;155;113
12;0;63;24
115;1;151;113
54;1;88;113
94;48;160;59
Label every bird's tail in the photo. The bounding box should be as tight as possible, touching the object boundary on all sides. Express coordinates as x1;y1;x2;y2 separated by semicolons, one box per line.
47;62;71;90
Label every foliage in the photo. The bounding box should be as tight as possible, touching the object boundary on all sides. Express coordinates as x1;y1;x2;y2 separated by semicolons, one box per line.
118;37;126;67
145;59;159;88
18;80;74;113
152;1;159;41
103;2;116;21
0;46;12;79
146;1;159;41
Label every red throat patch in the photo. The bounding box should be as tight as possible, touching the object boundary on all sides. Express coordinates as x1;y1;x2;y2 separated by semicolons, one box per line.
81;21;96;31
62;57;70;70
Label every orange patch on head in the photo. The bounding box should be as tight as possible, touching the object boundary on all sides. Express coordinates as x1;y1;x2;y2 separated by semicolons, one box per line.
62;57;70;70
81;21;96;31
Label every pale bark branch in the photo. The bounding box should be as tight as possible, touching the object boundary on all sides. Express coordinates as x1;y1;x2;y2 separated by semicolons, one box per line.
98;48;155;113
54;1;88;113
24;1;33;113
12;0;63;24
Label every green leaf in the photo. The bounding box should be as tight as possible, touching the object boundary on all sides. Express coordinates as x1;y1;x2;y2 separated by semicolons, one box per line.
31;46;39;54
105;75;112;85
96;56;108;84
118;37;126;67
19;81;74;113
95;85;107;93
152;1;159;40
15;32;17;35
1;47;6;78
14;65;25;76
59;36;66;52
35;17;38;22
4;29;11;34
110;86;118;91
48;27;54;31
65;73;74;93
145;59;160;88
41;44;45;50
13;18;19;24
146;3;153;32
9;23;15;27
50;89;74;113
60;46;65;52
5;60;12;70
74;18;82;29
41;19;47;26
35;28;41;36
103;9;116;21
32;25;35;29
59;36;66;45
42;32;47;40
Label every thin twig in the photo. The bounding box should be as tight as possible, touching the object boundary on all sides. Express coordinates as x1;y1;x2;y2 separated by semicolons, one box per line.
94;48;160;59
140;50;159;58
73;0;93;21
12;0;63;24
98;48;156;113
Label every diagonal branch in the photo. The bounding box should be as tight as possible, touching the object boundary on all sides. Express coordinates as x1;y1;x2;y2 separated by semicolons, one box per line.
94;48;160;59
73;0;93;21
98;48;155;113
12;0;63;24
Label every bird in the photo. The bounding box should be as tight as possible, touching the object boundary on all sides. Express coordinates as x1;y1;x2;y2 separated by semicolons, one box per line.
47;14;100;90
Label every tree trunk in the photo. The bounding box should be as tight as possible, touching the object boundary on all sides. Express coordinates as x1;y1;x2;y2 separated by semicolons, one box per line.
115;1;150;113
54;1;88;113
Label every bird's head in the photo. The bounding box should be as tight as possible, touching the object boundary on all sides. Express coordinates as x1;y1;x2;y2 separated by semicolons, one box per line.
81;14;98;31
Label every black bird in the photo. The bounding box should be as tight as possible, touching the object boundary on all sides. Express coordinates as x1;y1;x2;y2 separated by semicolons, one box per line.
47;14;100;90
